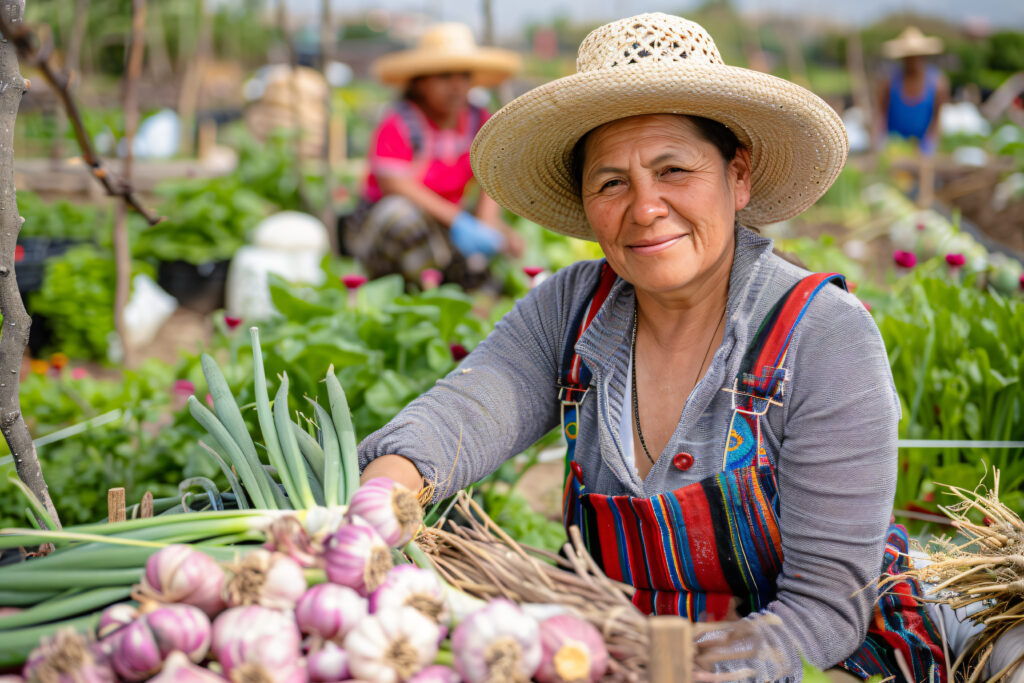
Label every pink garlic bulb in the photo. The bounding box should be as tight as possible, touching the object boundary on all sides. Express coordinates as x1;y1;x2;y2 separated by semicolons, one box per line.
223;548;307;610
136;545;225;616
307;641;350;682
22;630;115;683
370;565;450;632
534;614;608;683
295;582;367;642
211;605;304;682
145;604;212;662
147;652;226;682
97;603;138;638
408;664;461;682
110;619;162;681
347;477;423;547
451;599;541;683
323;519;393;595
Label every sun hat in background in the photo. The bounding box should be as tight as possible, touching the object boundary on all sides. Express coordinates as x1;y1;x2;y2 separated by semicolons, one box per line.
882;27;944;60
470;13;849;239
372;23;522;88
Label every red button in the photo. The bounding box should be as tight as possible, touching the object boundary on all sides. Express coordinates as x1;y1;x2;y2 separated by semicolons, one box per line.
673;452;694;471
570;461;584;483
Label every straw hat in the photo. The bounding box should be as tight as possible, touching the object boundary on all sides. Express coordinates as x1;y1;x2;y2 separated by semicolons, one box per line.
882;27;943;60
372;23;521;87
470;13;848;237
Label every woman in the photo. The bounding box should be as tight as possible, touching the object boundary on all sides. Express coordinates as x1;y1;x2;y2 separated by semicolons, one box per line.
360;14;944;681
874;26;949;156
344;22;525;290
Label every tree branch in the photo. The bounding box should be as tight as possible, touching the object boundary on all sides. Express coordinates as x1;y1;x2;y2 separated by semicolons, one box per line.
0;6;161;225
0;0;61;530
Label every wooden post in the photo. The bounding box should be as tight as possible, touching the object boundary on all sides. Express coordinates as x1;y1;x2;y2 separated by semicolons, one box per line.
139;490;154;519
648;615;693;683
196;116;217;160
107;487;126;523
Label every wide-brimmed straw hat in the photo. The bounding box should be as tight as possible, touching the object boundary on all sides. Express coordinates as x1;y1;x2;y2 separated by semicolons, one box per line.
882;27;944;60
470;13;848;237
372;23;521;88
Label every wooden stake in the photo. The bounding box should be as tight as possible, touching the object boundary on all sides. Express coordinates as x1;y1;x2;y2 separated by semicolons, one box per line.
648;616;693;683
107;487;126;523
140;490;154;519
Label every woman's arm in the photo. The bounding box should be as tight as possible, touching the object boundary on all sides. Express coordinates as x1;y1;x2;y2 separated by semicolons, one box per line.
377;174;462;227
720;293;899;680
357;260;603;499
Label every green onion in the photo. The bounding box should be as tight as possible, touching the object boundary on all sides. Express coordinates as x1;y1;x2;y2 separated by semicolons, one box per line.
310;399;343;507
250;327;301;506
0;586;131;630
189;396;272;509
0;613;100;668
326;367;360;503
273;373;316;509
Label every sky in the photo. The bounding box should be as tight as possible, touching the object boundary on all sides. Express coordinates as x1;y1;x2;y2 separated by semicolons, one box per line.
275;0;1024;36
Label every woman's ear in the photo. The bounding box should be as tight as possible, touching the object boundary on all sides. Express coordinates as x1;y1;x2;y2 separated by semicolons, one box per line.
731;147;753;211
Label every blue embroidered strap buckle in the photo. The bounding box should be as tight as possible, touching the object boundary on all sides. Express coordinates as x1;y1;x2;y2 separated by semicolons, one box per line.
557;383;590;406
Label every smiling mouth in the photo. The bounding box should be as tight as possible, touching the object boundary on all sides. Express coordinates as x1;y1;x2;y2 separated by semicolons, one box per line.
628;234;688;254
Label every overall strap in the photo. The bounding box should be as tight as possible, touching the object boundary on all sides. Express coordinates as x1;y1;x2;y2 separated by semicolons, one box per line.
393;100;426;156
557;261;617;406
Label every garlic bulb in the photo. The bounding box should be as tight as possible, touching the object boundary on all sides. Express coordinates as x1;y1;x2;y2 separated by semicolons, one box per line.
370;565;450;632
307;641;350;682
146;651;226;682
144;604;212;663
408;665;461;682
534;615;608;683
22;629;115;683
110;619;162;681
323;519;393;595
223;548;307;610
211;605;304;683
451;599;541;683
97;603;138;638
347;478;423;547
295;583;367;643
136;545;226;617
344;606;439;683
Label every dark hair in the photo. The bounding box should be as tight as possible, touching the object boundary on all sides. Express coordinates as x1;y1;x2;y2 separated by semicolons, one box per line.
569;115;743;195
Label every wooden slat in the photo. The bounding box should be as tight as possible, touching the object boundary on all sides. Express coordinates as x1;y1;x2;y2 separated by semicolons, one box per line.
648;615;693;683
107;487;126;524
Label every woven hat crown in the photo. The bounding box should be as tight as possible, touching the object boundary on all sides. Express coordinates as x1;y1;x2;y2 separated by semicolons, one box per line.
577;14;724;73
417;23;478;53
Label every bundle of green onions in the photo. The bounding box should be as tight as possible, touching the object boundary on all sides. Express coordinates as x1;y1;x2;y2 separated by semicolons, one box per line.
0;327;386;668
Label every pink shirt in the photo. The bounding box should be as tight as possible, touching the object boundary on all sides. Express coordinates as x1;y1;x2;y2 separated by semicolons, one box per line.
363;101;490;205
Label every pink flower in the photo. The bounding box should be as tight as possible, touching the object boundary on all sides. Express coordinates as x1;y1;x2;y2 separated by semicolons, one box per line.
861;300;871;312
916;222;925;232
224;315;243;331
1019;274;1024;291
893;250;917;269
341;274;368;291
206;393;214;408
71;367;89;380
522;266;543;278
450;343;468;361
421;269;443;289
945;253;966;267
174;379;195;397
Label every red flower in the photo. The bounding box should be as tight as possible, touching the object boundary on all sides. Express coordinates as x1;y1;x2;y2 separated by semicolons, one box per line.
1020;274;1024;291
173;379;195;397
450;343;468;361
70;367;89;380
420;269;443;289
49;352;69;370
14;245;24;262
860;299;871;312
522;266;543;278
846;280;858;293
341;274;368;291
923;491;934;503
224;315;243;331
893;250;917;268
915;222;925;232
945;253;966;267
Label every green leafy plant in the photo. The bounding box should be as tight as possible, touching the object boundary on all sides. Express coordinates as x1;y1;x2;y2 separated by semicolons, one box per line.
28;245;154;360
17;191;108;242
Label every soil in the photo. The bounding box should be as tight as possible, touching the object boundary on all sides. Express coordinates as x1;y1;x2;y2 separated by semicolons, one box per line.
941;171;1024;256
133;307;213;366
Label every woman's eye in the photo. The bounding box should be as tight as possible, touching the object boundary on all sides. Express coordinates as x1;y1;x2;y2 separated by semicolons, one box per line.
662;167;686;176
600;179;623;191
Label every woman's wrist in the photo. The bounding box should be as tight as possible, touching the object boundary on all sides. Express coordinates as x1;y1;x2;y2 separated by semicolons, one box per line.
360;453;425;493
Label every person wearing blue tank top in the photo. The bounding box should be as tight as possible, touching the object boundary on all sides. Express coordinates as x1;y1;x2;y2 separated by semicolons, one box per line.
874;27;949;156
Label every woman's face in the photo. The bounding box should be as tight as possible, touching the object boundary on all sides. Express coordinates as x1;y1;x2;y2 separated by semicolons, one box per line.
580;114;751;299
410;71;472;120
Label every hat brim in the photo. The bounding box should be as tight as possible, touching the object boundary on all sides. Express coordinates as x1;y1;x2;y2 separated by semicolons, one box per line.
373;48;522;87
470;63;848;237
881;41;943;59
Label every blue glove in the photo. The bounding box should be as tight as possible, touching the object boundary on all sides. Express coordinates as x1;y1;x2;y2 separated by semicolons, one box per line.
449;212;504;258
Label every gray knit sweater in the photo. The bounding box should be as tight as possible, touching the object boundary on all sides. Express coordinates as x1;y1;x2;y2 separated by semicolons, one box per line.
359;226;899;681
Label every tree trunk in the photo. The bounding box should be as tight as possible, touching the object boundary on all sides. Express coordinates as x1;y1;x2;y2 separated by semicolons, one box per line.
113;0;145;367
320;0;337;254
0;0;61;529
50;0;88;167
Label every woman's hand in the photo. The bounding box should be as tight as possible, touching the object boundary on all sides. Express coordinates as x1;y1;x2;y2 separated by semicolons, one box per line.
360;454;425;493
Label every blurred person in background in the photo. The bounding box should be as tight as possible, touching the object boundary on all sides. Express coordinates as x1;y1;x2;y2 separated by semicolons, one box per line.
874;26;949;156
343;23;525;290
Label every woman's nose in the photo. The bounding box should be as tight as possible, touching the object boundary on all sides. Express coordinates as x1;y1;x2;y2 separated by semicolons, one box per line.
629;179;669;226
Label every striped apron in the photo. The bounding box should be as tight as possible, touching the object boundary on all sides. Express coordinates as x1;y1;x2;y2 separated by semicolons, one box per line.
559;263;946;681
